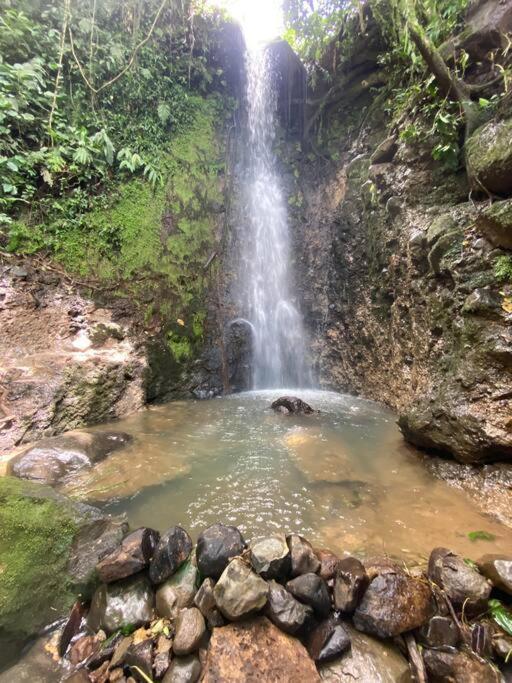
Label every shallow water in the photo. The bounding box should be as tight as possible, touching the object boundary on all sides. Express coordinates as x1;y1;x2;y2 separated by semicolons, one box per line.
60;389;512;561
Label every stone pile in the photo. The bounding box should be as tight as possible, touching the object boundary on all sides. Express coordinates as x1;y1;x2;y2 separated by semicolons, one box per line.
59;522;512;682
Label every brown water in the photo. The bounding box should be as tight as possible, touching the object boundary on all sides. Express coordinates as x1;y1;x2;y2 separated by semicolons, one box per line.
60;389;512;561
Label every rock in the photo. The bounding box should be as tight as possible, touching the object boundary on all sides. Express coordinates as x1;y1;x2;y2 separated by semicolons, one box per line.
202;616;320;682
477;199;512;249
370;136;397;165
307;616;351;663
318;623;411;682
156;559;199;619
87;574;154;634
353;571;433;638
271;396;316;415
423;648;501;682
478;554;512;595
265;579;313;634
316;549;340;581
286;573;331;617
287;534;320;576
69;634;102;665
163;654;202;683
8;430;132;486
97;527;160;583
428;547;492;610
466;118;512;196
194;578;225;628
213;558;269;620
419;615;459;648
250;535;290;580
154;635;172;678
109;636;133;669
149;526;192;585
173;607;206;656
462;288;502;316
334;557;369;613
196;523;246;580
124;638;153;680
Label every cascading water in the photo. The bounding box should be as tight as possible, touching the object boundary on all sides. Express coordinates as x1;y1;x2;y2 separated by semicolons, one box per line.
237;44;310;389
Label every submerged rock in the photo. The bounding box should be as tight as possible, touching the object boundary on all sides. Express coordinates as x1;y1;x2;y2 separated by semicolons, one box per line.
196;523;246;580
96;526;160;583
428;547;492;610
287;534;321;576
265;580;313;634
173;607;206;656
213;558;269;621
271;396;316;415
87;574;154;633
286;573;331;617
250;535;290;580
334;557;369;613
149;526;192;585
202;617;320;682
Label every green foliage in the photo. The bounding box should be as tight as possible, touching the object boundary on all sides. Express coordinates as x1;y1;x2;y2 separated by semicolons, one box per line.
489;599;512;637
494;255;512;283
467;529;496;542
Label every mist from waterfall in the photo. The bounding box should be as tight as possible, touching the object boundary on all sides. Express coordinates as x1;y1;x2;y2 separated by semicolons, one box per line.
237;44;311;389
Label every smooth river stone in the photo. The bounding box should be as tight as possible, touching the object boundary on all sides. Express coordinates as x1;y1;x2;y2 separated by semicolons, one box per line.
173;607;205;656
334;557;369;613
87;575;154;634
250;535;290;580
287;534;320;577
264;580;313;634
196;523;246;580
213;558;268;620
149;526;192;585
156;559;199;619
428;547;492;610
477;554;512;595
96;527;160;583
286;573;331;617
163;654;202;683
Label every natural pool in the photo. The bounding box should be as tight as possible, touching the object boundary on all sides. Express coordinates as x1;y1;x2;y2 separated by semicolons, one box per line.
60;389;512;561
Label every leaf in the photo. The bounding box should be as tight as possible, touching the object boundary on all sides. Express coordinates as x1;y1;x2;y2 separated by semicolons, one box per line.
468;530;496;542
463;558;479;571
502;296;512;314
176;318;185;326
489;599;512;637
157;102;171;124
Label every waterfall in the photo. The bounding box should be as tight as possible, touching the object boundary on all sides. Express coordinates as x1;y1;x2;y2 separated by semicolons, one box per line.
237;44;310;389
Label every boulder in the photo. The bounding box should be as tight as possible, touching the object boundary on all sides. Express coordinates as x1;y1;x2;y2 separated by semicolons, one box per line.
194;578;225;628
334;557;369;613
196;523;246;580
478;554;512;595
213;558;268;620
264;580;313;634
87;574;154;633
466;118;512;196
162;654;202;683
476;199;512;249
286;573;331;617
318;624;411;682
149;526;192;585
202;617;321;682
8;430;132;486
307;616;351;663
428;547;492;610
96;527;160;583
370;136;397;165
250;535;290;580
173;607;206;656
287;534;321;576
156;559;199;619
353;571;433;638
271;396;316;415
423;648;501;682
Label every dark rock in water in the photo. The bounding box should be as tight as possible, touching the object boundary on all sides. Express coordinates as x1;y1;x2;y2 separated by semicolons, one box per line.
163;654;202;683
202;617;320;682
194;578;225;628
286;573;331;617
316;548;340;581
196;523;246;580
428;547;492;610
8;430;132;486
353;571;434;638
420;615;460;648
265;579;313;634
287;534;320;577
250;535;291;580
334;557;369;613
213;557;269;621
59;600;87;657
271;396;316;415
96;527;160;583
173;607;206;656
156;558;199;619
423;647;501;682
87;574;154;633
149;526;192;585
307;616;351;663
124;638;153;680
478;554;512;595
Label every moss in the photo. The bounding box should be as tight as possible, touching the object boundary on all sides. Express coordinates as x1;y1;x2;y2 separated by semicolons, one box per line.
0;477;78;639
494;255;512;283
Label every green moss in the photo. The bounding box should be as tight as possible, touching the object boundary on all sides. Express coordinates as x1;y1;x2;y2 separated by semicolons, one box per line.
494;255;512;283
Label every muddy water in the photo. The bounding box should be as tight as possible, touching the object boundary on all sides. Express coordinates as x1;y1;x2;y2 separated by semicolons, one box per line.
61;390;512;561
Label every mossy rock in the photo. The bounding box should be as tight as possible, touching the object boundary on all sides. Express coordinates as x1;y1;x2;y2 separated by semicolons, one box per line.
477;199;512;249
466;118;512;196
426;214;464;275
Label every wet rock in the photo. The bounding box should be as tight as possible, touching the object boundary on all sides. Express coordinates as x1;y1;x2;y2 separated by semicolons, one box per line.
69;634;102;665
466;118;512;196
149;526;192;585
271;396;316;415
318;623;411;682
287;534;320;576
286;573;331;617
97;527;160;583
316;549;340;581
163;654;202;683
87;575;154;634
194;578;225;628
420;615;459;648
154;635;172;678
423;648;501;682
156;559;199;619
493;632;512;660
334;557;369;613
202;616;320;682
307;616;351;663
478;554;512;595
124;638;153;680
173;607;206;656
109;636;133;669
265;579;313;634
213;557;268;620
428;547;492;610
353;571;433;638
250;535;290;580
196;523;246;580
8;430;133;486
